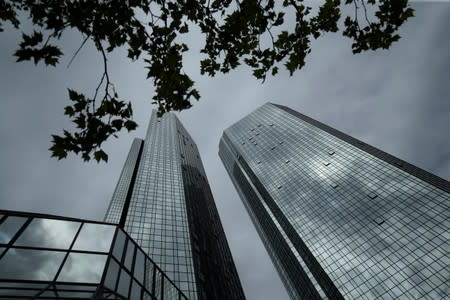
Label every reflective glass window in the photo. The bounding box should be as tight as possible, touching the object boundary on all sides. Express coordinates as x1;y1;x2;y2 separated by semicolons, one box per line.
144;258;154;292
72;223;115;252
124;240;135;271
58;253;107;283
57;291;95;298
117;270;131;298
0;216;27;244
130;280;141;300
154;269;162;299
15;218;80;249
0;289;37;297
134;249;145;284
55;284;97;292
113;229;126;261
164;277;178;300
104;258;120;290
0;248;65;280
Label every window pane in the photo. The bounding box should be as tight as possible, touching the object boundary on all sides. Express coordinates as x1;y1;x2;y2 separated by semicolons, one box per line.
104;258;120;290
15;218;80;249
0;248;65;280
117;270;131;298
130;280;141;300
72;223;115;252
164;277;178;300
144;258;154;293
58;253;107;283
112;229;126;261
154;269;162;300
134;249;145;284
0;216;27;244
124;240;135;271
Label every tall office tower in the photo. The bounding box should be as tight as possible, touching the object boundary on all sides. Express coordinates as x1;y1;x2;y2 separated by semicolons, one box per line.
219;103;449;299
105;111;245;300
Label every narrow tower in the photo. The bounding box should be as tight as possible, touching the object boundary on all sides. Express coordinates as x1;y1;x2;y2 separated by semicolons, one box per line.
105;111;245;300
219;103;449;299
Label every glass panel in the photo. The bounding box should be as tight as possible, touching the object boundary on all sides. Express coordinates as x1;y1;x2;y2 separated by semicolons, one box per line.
117;270;131;298
0;248;65;280
0;216;27;244
58;253;107;283
56;291;95;298
40;290;57;297
134;249;145;284
15;218;80;249
164;277;177;300
72;223;115;252
130;280;141;300
104;258;120;290
112;229;126;261
143;290;152;300
154;268;162;300
55;284;97;291
124;240;135;271
0;282;46;289
0;289;38;296
144;258;154;293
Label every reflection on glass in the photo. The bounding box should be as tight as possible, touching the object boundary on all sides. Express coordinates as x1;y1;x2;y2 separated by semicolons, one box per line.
144;258;154;293
55;284;97;292
134;249;145;284
0;248;65;280
154;269;162;300
143;290;152;300
57;291;95;298
0;289;37;297
164;277;178;300
130;280;141;300
15;218;80;249
124;240;135;271
58;253;107;283
104;258;120;290
0;216;27;244
72;223;115;252
117;270;131;298
113;230;126;261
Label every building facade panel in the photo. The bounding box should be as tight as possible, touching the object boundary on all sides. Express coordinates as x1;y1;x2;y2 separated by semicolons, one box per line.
219;103;449;299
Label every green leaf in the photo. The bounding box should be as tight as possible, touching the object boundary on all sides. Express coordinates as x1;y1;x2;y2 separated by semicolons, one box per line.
64;106;75;117
124;120;137;131
94;150;108;162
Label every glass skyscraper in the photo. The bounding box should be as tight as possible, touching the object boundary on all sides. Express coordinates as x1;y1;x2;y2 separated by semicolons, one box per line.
219;103;449;299
105;111;245;300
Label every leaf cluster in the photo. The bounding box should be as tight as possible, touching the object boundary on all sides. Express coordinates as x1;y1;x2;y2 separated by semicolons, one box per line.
0;0;413;162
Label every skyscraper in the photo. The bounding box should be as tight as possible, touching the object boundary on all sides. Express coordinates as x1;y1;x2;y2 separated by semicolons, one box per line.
219;103;449;299
105;111;245;300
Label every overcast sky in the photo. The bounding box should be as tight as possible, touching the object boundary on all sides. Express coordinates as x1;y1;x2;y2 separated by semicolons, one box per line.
0;2;449;300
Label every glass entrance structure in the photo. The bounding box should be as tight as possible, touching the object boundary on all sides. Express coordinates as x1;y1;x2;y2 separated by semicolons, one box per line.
0;209;187;299
219;103;449;299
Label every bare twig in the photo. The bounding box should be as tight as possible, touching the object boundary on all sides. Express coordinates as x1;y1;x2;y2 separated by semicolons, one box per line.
360;0;372;26
67;35;90;68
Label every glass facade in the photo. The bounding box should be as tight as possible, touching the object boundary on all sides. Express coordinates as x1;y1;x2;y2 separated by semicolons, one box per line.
0;209;187;299
106;111;245;300
219;103;449;299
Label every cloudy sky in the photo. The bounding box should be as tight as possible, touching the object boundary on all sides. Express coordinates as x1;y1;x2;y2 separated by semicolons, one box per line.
0;2;449;299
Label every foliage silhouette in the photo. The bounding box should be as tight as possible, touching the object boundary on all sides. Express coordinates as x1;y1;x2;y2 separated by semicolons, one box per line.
0;0;413;162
